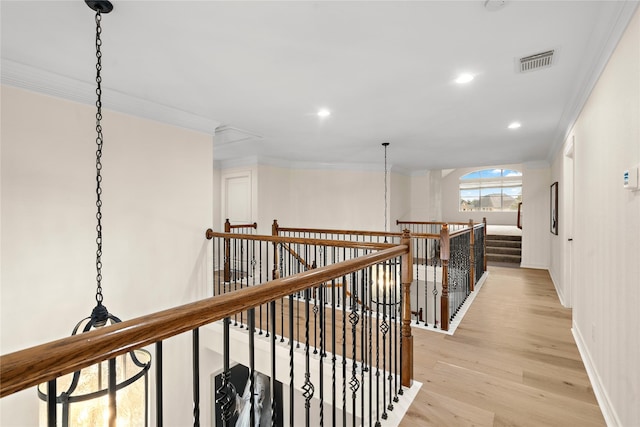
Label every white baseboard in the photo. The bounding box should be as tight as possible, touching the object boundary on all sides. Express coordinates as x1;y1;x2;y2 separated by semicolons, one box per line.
572;323;621;427
519;263;548;270
548;268;568;307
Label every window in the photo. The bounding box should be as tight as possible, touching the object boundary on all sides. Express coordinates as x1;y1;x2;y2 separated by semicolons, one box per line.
459;169;522;212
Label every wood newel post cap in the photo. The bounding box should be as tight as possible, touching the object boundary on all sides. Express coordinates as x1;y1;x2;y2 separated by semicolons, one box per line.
402;228;411;239
205;228;214;239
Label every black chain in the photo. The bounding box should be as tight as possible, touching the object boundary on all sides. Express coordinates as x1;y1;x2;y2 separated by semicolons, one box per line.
94;10;104;305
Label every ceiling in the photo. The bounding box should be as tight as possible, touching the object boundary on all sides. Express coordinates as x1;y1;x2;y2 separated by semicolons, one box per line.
1;1;638;172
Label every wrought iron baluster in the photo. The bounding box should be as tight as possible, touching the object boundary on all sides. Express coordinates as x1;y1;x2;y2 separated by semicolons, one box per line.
156;341;163;427
303;289;315;427
47;379;56;427
108;358;116;427
393;258;399;405
341;274;347;427
331;278;337;427
375;264;381;427
192;328;200;426
368;266;374;427
360;268;367;425
289;293;294;427
381;264;388;421
271;301;277;427
349;272;360;427
244;307;254;427
216;318;236;427
433;254;438;328
319;280;325;427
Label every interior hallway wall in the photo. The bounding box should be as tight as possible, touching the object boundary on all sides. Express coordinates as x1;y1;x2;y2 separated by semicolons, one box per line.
551;7;639;426
0;86;214;426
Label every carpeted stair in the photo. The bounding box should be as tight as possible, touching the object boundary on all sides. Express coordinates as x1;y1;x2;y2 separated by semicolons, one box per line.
486;234;521;264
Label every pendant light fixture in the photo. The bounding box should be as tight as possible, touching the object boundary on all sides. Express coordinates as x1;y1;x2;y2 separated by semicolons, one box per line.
372;142;398;305
37;2;151;426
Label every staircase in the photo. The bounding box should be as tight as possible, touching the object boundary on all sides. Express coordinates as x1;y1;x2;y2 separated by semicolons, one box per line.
486;234;521;265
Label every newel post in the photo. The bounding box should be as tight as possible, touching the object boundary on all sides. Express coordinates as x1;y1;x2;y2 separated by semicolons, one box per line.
223;219;231;282
469;219;475;292
440;224;450;331
272;219;279;280
400;229;414;387
482;217;487;272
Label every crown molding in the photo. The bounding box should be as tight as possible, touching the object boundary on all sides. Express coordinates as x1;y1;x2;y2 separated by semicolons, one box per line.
546;1;640;163
1;59;220;135
215;155;415;175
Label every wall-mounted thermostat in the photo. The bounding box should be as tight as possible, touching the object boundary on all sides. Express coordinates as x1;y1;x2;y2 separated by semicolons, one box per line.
623;165;639;190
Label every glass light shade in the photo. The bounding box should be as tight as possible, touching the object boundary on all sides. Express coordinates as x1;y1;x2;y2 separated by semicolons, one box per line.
371;264;399;304
38;349;150;427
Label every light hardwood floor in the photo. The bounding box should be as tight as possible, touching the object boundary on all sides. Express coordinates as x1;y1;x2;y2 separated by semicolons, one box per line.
400;266;604;427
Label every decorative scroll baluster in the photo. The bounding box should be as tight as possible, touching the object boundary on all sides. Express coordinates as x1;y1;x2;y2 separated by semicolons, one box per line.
216;318;236;427
303;289;315;427
381;264;388;421
349;272;360;426
360;269;367;424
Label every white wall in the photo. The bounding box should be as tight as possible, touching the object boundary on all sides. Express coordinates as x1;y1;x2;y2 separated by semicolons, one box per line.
552;8;639;426
520;164;551;269
0;86;214;426
256;165;386;232
390;171;411;229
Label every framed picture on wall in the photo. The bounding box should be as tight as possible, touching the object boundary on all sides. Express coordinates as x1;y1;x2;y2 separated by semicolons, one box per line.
550;182;558;235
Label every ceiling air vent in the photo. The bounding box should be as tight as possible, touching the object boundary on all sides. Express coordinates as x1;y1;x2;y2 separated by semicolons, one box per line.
519;50;554;72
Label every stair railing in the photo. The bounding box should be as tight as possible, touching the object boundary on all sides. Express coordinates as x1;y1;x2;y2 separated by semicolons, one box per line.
1;233;413;427
223;219;257;282
271;220;487;332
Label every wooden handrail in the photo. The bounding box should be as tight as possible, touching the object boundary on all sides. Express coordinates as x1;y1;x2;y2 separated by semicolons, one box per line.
276;226;402;239
224;218;257;230
396;220;479;226
273;221;440;240
206;230;396;251
0;245;409;398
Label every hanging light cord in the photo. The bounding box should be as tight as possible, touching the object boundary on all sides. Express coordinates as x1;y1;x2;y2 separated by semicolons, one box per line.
94;10;104;306
383;142;389;234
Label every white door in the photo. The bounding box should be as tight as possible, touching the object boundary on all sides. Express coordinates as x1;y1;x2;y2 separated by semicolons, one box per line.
222;171;252;225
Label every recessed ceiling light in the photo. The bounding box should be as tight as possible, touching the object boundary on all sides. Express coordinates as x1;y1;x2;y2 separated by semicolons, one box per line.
508;122;522;129
455;73;474;84
318;109;331;118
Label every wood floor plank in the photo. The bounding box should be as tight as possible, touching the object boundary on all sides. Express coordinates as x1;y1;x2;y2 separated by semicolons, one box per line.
400;266;605;427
